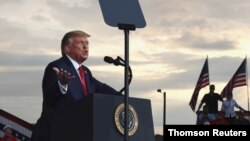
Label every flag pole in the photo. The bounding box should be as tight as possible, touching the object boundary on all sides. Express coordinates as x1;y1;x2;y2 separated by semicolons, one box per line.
207;55;210;85
246;55;249;112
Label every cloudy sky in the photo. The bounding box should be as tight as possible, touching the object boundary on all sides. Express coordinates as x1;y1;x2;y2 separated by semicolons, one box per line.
1;0;250;134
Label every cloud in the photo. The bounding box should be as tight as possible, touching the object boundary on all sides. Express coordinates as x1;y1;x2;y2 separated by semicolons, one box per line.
0;0;22;5
0;52;57;67
175;32;236;50
0;96;42;122
209;56;246;82
198;0;250;23
142;0;250;26
0;71;43;97
31;14;51;23
0;17;61;56
46;0;100;27
0;18;29;42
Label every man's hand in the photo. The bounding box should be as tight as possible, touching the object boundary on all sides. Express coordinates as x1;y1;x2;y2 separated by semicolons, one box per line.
53;67;75;85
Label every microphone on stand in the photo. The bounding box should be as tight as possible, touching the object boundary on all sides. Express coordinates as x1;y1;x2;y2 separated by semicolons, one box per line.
103;56;132;94
104;56;114;64
104;56;125;66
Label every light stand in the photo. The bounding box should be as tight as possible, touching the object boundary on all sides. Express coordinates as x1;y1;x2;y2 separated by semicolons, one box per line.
157;89;166;140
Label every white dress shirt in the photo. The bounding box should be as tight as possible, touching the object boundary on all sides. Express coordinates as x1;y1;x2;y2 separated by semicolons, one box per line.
221;99;240;118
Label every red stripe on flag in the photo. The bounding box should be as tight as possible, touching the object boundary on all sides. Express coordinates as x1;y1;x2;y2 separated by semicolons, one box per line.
189;58;209;111
220;58;247;97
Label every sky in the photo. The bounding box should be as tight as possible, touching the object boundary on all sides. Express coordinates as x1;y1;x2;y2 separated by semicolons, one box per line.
1;0;250;135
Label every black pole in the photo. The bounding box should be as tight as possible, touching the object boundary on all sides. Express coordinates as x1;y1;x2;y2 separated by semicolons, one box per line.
163;92;166;141
118;23;135;141
124;29;129;141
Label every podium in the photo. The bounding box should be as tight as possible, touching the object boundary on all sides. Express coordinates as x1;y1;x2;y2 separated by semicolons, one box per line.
50;93;155;141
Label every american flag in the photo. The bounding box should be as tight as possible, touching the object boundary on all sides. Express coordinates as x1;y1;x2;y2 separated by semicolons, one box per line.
189;58;210;111
0;109;34;141
220;58;247;98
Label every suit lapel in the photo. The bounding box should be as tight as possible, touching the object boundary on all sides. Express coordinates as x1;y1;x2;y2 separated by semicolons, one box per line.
62;56;85;99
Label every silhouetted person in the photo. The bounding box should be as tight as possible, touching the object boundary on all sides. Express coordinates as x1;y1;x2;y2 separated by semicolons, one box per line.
197;105;215;125
197;84;223;115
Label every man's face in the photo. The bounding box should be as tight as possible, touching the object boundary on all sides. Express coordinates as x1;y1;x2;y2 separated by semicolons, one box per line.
66;36;89;64
5;129;12;137
226;94;232;100
210;86;215;93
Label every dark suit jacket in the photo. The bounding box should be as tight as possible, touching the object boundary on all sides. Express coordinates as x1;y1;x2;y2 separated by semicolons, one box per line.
31;56;118;141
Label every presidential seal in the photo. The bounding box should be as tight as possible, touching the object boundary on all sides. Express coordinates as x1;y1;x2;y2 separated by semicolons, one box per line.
114;103;138;136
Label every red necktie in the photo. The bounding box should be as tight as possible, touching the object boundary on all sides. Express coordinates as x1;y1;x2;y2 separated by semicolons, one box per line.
78;66;88;96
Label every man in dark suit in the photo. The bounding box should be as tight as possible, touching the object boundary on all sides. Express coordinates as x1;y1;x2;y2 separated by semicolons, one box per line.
31;30;119;141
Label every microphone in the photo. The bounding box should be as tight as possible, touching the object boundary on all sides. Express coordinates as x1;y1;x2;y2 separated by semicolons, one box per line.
103;56;133;94
104;56;114;64
104;56;125;66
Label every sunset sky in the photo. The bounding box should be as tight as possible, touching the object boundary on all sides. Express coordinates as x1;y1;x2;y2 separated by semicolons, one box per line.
1;0;250;134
